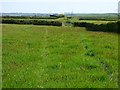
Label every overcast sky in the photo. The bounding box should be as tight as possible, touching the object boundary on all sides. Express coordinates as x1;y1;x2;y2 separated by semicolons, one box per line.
0;0;119;13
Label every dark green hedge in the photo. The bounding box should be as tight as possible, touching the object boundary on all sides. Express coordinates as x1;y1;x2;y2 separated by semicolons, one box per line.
2;19;62;26
74;22;119;33
2;16;59;19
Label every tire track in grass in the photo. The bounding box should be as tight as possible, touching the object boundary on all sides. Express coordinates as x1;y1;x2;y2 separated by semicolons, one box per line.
80;30;95;57
80;30;117;86
43;28;49;59
79;30;108;84
38;28;50;88
98;57;118;87
98;57;117;83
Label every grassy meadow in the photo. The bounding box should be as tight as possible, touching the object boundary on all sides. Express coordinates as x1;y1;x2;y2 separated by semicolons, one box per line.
2;24;118;88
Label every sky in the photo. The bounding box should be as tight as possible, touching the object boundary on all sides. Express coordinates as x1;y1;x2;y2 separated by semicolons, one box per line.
0;0;119;13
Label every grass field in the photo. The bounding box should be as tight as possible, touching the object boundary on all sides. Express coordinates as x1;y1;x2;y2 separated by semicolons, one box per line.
2;24;118;88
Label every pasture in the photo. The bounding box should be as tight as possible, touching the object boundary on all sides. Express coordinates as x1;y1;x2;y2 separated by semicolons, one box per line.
2;24;118;88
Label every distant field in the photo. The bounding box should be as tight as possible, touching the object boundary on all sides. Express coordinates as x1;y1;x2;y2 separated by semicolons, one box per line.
78;20;117;25
65;18;117;24
2;24;118;88
52;18;117;24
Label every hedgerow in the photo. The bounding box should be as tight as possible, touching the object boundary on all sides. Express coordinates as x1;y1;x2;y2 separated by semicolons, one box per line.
74;21;119;33
2;19;62;26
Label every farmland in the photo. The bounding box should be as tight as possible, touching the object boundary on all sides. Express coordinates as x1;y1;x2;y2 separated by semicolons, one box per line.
2;24;118;88
2;15;118;24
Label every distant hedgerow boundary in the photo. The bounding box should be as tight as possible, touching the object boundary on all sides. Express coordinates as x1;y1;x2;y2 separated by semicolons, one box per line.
2;16;59;19
2;19;62;26
1;18;119;33
74;21;120;33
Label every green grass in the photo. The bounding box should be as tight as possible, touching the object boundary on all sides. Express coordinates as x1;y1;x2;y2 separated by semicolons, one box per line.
2;24;118;88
